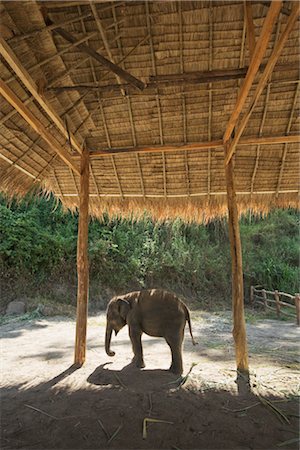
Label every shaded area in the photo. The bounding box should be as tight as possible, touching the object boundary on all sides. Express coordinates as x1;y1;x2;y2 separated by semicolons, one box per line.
1;364;299;450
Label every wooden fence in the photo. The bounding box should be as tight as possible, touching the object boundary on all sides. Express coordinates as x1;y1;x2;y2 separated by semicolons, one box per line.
250;286;300;326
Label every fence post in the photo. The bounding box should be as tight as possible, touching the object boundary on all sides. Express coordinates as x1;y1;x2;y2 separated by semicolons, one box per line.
274;290;280;318
295;294;300;327
250;286;254;305
262;289;267;311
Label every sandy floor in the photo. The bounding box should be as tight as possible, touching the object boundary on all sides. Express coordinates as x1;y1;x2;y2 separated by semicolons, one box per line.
1;311;299;449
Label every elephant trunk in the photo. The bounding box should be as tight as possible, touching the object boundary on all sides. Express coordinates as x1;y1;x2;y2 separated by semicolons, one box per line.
105;324;115;357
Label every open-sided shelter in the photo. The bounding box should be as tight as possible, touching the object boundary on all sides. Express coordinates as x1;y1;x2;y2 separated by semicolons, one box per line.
0;0;299;376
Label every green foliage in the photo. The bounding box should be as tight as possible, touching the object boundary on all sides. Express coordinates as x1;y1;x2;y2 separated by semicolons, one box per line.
241;209;299;294
0;194;298;310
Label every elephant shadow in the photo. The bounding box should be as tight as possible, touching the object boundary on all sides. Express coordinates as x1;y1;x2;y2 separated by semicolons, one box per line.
87;362;180;393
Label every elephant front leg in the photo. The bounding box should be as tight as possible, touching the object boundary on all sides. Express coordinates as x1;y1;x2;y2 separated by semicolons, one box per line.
129;327;145;369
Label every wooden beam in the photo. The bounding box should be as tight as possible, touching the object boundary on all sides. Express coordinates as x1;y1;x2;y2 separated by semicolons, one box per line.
90;2;124;93
0;149;40;181
276;83;299;196
145;1;164;146
225;2;300;164
8;12;92;42
224;142;249;375
47;19;145;91
244;1;256;61
223;0;282;143
83;134;300;159
0;79;80;176
0;37;83;155
74;145;90;366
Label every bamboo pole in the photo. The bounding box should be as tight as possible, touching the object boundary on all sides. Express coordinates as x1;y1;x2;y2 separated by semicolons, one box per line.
74;145;90;366
274;290;281;318
262;289;267;312
224;143;249;375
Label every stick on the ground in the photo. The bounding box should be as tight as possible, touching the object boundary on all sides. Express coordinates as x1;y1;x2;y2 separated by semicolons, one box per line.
142;418;174;439
97;419;110;440
258;395;290;424
107;423;123;444
24;404;58;420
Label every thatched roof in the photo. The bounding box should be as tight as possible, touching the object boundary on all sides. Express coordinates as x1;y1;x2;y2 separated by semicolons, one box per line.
0;0;299;221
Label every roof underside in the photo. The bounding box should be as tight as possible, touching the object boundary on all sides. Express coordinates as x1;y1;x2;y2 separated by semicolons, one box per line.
0;0;299;222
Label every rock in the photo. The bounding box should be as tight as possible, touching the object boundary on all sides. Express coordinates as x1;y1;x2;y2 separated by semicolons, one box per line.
6;301;26;315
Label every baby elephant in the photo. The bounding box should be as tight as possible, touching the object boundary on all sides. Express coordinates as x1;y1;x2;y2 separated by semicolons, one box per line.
105;289;197;375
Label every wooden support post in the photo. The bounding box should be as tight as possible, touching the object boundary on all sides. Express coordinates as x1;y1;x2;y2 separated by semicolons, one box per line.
262;289;267;311
224;143;249;375
250;286;254;305
295;294;300;327
74;146;90;366
274;290;280;318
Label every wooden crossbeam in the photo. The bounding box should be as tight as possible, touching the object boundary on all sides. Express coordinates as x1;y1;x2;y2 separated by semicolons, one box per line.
276;83;300;196
0;149;40;181
225;2;300;164
0;79;80;176
90;2;124;93
46;17;145;91
83;134;300;159
223;0;282;144
0;37;83;155
9;11;92;42
244;1;256;61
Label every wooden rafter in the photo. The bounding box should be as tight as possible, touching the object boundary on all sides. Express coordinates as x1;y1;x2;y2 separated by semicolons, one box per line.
84;134;300;159
0;37;83;155
250;17;281;198
145;1;164;146
250;84;271;197
0;79;80;175
276;83;299;196
162;152;167;198
184;150;190;196
5;32;98;85
1;134;41;179
62;33;150;132
135;153;145;197
90;2;124;93
0;148;40;181
48;29;148;89
223;0;282;144
89;162;101;197
244;1;256;61
9;11;93;42
208;0;213;197
110;4;137;143
225;2;300;164
69;167;79;196
111;155;123;198
76;4;100;137
47;17;145;91
1;122;52;167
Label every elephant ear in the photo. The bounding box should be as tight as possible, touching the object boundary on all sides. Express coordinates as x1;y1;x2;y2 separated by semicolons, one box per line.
117;298;130;320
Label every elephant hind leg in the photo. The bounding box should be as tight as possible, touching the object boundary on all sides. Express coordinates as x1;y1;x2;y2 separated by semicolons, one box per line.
165;330;184;375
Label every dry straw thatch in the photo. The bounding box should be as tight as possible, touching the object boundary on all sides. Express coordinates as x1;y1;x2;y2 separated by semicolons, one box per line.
0;0;299;222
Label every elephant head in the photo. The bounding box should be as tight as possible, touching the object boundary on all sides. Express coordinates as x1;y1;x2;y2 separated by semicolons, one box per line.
105;297;131;357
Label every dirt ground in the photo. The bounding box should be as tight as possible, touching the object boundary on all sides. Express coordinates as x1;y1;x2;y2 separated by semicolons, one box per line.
1;310;299;450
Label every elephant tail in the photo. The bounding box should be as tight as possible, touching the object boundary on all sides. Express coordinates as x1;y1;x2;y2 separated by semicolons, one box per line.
184;305;198;346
